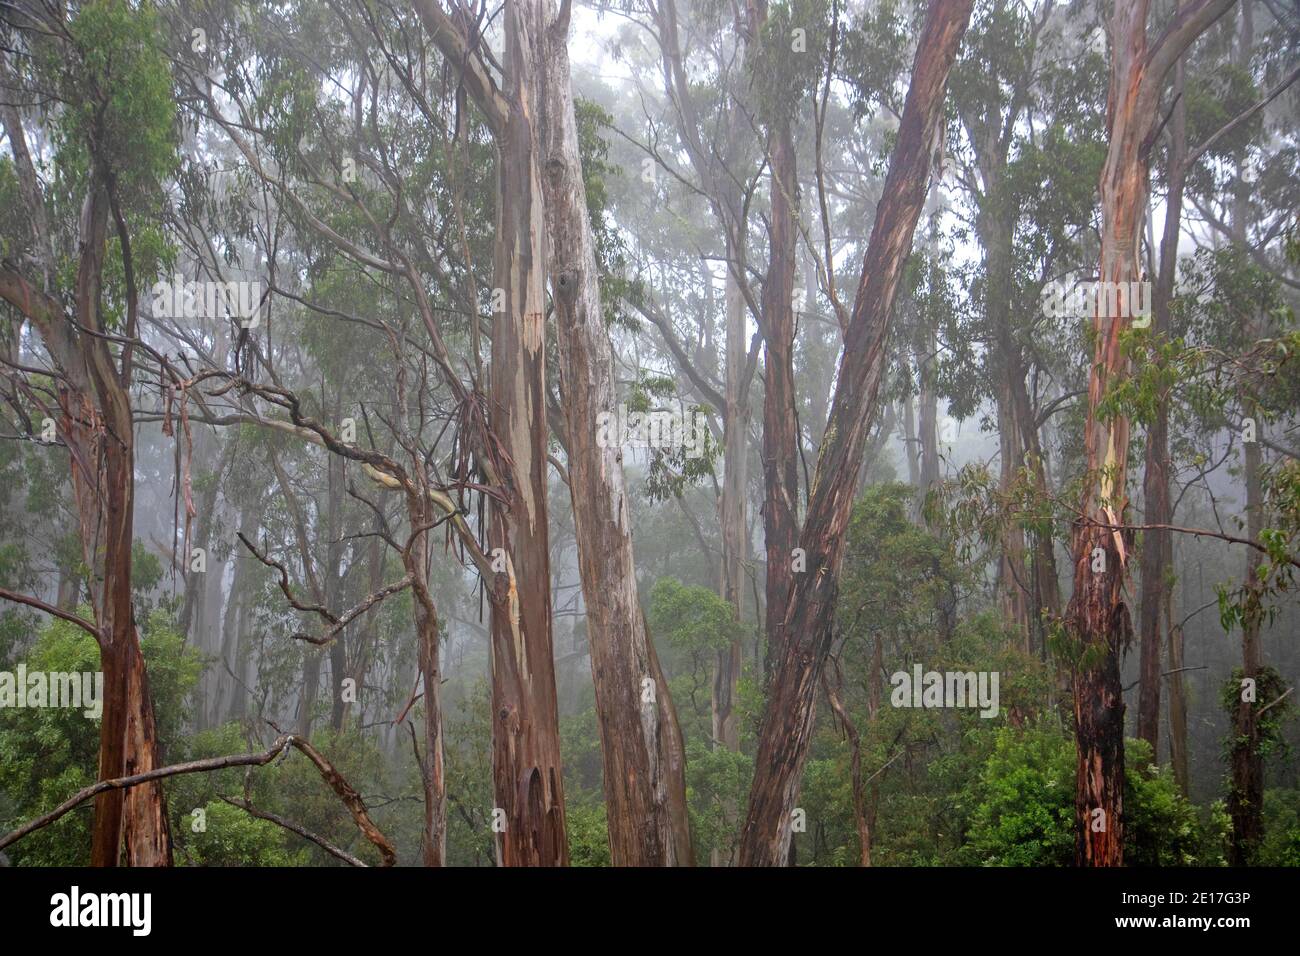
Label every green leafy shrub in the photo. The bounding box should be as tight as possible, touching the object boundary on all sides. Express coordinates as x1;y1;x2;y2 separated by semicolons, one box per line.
963;729;1206;866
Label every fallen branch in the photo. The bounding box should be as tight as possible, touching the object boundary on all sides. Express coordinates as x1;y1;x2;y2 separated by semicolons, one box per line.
0;736;297;852
278;731;397;866
219;796;367;867
0;733;397;866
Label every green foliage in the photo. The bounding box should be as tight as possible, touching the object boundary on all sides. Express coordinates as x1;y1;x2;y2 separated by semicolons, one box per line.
1124;739;1205;866
963;731;1208;866
961;725;1075;866
1218;460;1300;633
170;723;398;867
0;158;33;262
748;0;828;128
684;737;752;864
648;577;743;654
838;0;911;121
0;611;200;865
1219;665;1292;762
1258;789;1300;866
565;801;612;867
841;483;958;633
442;683;496;867
574;97;636;332
45;0;178;202
182;800;308;867
131;540;164;598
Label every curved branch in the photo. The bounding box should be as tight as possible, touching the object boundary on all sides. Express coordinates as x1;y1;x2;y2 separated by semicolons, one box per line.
0;736;299;853
0;733;398;866
220;796;367;867
0;587;102;642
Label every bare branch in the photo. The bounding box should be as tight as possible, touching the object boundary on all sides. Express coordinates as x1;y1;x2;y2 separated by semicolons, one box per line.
219;797;367;867
0;586;101;642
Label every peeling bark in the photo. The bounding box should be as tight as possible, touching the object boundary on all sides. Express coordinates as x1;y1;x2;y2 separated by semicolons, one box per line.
486;0;568;866
1069;0;1235;867
540;0;692;866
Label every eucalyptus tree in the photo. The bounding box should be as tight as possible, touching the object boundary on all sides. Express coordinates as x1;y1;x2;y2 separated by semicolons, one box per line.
0;0;181;866
946;0;1105;651
1067;0;1238;867
740;0;976;865
164;0;497;865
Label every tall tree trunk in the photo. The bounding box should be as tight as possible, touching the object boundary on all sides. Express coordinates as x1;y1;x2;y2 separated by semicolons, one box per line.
1067;1;1146;870
183;433;229;734
980;163;1031;645
901;389;921;490
761;114;800;667
177;428;223;641
1137;41;1186;754
1229;420;1264;863
487;0;568;866
0;105;173;867
996;383;1031;646
1013;365;1062;647
1167;593;1190;793
346;530;387;732
710;259;749;867
1067;0;1235;867
412;0;569;864
324;451;348;733
269;448;335;738
405;489;446;867
713;260;749;756
1227;0;1264;868
539;1;693;866
214;502;255;727
737;0;974;866
76;185;172;867
917;340;940;500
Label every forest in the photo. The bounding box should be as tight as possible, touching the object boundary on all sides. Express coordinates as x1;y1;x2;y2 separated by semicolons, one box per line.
0;0;1296;871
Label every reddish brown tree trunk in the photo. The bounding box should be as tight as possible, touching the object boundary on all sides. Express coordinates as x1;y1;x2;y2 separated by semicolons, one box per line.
1;85;174;865
1068;0;1235;867
414;0;569;866
1067;0;1146;867
72;184;172;868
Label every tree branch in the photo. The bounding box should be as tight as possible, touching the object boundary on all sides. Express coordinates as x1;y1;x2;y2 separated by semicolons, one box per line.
0;586;101;642
0;733;398;865
219;796;367;867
